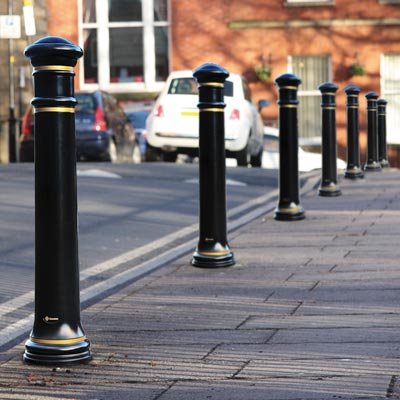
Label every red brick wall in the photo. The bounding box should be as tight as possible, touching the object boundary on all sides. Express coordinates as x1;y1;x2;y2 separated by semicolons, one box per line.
46;0;80;88
170;0;400;166
44;0;400;166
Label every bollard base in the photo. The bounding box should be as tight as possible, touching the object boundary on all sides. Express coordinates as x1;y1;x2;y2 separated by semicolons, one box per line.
23;336;92;366
318;184;342;197
192;249;235;268
344;168;364;179
274;205;305;221
380;159;390;168
364;161;382;171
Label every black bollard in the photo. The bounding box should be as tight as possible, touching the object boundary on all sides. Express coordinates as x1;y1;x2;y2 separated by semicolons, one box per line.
364;92;381;171
377;99;390;168
23;37;91;365
318;82;341;197
191;63;235;268
344;85;364;179
274;73;305;221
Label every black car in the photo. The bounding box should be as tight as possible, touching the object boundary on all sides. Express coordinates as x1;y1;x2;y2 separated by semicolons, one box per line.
19;90;137;162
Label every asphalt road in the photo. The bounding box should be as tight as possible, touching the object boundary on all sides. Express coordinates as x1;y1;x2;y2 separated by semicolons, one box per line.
0;161;283;349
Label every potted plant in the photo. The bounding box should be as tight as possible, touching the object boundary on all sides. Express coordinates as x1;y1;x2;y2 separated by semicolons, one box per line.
255;65;272;81
255;54;272;82
349;52;366;77
349;62;366;77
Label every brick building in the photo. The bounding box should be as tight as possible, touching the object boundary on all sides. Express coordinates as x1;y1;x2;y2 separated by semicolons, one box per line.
2;0;400;163
0;0;46;161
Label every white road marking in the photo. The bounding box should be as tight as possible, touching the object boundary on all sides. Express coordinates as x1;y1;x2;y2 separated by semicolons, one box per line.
77;169;122;179
0;174;319;348
184;178;247;186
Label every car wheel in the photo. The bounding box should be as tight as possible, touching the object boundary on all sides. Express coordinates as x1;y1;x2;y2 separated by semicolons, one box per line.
250;148;263;168
145;144;160;161
19;149;34;162
162;151;177;163
236;144;249;167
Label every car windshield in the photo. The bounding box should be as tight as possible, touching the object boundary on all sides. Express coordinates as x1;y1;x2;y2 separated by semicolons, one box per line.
168;77;234;97
76;93;96;114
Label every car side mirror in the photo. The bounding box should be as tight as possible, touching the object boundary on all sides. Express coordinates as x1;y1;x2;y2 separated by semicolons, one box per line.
258;99;270;111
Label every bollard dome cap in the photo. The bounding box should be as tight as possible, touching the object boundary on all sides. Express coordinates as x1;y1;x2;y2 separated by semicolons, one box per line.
365;91;379;100
25;36;83;67
344;84;360;95
377;98;388;106
318;82;338;93
193;63;229;83
274;73;301;88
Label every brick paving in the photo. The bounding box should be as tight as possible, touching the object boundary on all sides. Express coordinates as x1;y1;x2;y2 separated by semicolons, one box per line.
1;169;400;399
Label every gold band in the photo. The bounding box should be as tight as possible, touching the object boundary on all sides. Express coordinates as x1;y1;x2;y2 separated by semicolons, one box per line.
347;105;359;108
29;336;87;345
199;82;224;88
322;106;336;110
367;108;377;112
197;250;231;256
281;104;297;108
278;206;303;213
281;86;298;90
200;108;224;112
33;65;75;72
320;185;339;191
34;107;75;113
323;92;337;96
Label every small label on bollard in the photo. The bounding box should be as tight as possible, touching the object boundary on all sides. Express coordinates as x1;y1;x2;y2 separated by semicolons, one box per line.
43;316;59;324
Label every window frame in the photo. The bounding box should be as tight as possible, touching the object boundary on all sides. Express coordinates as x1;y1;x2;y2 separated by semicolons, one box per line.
284;0;334;6
78;0;170;93
288;54;332;142
381;53;400;144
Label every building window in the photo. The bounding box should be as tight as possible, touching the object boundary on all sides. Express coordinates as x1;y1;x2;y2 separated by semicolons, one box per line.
79;0;170;92
289;55;331;140
381;54;400;144
379;0;400;4
284;0;334;5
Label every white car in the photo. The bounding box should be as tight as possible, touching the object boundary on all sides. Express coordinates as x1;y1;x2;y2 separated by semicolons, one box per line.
146;70;268;166
263;126;347;172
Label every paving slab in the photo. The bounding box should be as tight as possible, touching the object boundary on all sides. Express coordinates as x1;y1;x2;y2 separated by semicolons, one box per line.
157;377;390;400
297;301;400;315
270;327;400;344
207;342;400;360
2;169;400;399
238;357;399;378
237;313;400;330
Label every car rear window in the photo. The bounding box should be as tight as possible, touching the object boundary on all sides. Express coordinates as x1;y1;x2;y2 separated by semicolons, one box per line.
126;111;150;128
168;77;233;97
76;93;96;114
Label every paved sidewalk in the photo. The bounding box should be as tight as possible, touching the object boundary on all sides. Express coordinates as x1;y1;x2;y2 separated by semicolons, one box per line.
1;169;400;399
